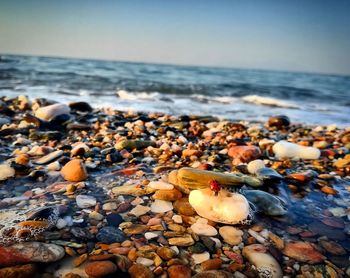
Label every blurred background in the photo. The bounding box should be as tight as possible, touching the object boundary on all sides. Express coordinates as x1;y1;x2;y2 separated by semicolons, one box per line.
1;0;349;125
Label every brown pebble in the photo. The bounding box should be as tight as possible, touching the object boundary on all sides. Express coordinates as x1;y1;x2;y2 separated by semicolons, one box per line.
201;258;223;271
61;159;88;182
85;261;117;277
128;263;154;278
167;264;192;278
73;253;88;267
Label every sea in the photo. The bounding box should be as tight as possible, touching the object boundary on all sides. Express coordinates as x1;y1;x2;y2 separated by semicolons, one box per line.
1;54;349;126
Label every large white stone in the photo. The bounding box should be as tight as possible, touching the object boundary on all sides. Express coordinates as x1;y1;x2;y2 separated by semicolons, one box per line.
35;103;70;121
192;252;210;264
219;226;243;245
272;140;320;160
189;188;250;224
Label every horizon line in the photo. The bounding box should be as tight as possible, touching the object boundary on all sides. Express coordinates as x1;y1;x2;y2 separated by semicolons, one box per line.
1;51;349;78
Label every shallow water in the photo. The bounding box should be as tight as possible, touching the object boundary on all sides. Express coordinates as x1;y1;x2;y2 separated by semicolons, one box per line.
1;54;349;126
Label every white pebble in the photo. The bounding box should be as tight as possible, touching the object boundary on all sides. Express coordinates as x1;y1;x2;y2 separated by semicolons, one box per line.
151;200;173;213
247;159;265;174
148;181;174;190
136;257;154;266
192;252;210;264
172;215;183;224
145;232;159;240
76;195;96;208
273;140;320;160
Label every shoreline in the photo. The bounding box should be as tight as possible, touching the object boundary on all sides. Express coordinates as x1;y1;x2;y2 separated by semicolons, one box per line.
0;95;349;277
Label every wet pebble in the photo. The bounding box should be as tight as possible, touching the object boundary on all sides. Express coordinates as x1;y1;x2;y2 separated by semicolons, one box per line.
96;226;126;244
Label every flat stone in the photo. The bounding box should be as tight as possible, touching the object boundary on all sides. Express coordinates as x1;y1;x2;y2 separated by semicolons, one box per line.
96;226;126;244
76;195;96;208
0;264;37;278
192;252;210;264
34;150;63;165
0;164;15;181
85;260;117;277
168;234;194;246
283;241;325;264
0;242;64;267
128;264;154;278
219;226;243;245
129;205;151;217
150;199;173;213
191;218;217;236
168;265;192;278
148;181;174;190
123;224;148;235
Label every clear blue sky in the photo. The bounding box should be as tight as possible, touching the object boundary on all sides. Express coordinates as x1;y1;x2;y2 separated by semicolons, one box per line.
0;0;349;75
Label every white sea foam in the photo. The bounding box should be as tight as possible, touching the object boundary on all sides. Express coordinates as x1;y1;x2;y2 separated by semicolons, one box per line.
242;95;298;108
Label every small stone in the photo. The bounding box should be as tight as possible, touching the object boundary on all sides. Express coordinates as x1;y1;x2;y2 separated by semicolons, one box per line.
319;240;346;255
0;264;37;278
89;211;104;221
219;226;243;245
74;253;88;267
85;261;117;277
168;234;195;246
247;159;265;175
106;213;124;227
269;232;285;250
151;199;173;213
136;257;154;266
153;188;182;201
173;198;196;216
189;242;207;254
201;258;223;271
168;223;186;233
15;153;30;165
35;150;63;165
283;241;325;264
0;242;65;266
61;159;88;182
192;252;210;264
148;181;174;190
228;145;261;164
191;218;217;236
102;202;117;211
128;263;154;278
96;226;126;244
47;161;61;171
123;224;148;235
76;195;96;208
167;265;192;278
172;215;183;224
35;103;70;121
56;218;68;229
157;247;177;260
129;205;151;217
267;115;290;129
145;232;159;240
0;164;15;181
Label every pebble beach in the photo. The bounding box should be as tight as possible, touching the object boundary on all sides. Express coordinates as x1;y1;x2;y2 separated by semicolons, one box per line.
0;95;349;278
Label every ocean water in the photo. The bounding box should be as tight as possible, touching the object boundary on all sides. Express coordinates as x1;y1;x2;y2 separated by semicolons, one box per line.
0;54;349;126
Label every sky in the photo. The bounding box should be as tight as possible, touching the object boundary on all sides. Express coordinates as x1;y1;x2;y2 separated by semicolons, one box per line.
0;0;350;75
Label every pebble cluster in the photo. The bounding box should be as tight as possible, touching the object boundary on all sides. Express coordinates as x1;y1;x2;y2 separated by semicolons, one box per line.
0;96;349;278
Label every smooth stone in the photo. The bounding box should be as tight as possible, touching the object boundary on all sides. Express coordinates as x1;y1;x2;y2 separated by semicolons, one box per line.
219;226;243;245
145;232;159;240
157;246;177;260
148;181;174;190
247;159;265;175
168;265;192;278
192;270;233;278
0;264;37;278
201;258;223;271
151;199;173;213
173;198;196;216
172;215;183;224
243;244;282;278
0;164;15;181
89;211;104;221
283;241;326;264
102;202;117;211
129;205;151;217
256;168;283;180
106;213;124;226
267;115;290;128
34;150;63;165
112;183;156;196
189;242;207;254
273;140;320;160
96;226;126;244
192;252;210;264
189;188;250;224
61;159;88;182
0;242;64;267
168;234;195;246
123;224;148;235
228;145;261;164
47;161;61;171
85;261;117;277
240;189;286;216
76;195;96;208
191;218;218;236
35;103;70;121
153;188;182;201
136;257;154;266
69;101;93;112
128;264;154;278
